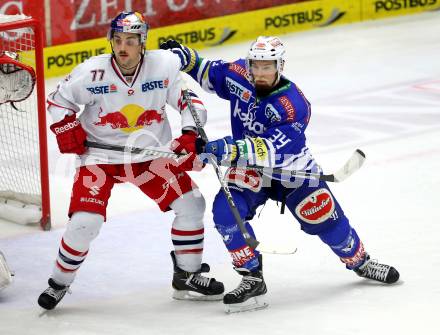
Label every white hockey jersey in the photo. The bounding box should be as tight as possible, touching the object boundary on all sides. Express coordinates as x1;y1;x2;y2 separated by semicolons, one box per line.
47;50;207;166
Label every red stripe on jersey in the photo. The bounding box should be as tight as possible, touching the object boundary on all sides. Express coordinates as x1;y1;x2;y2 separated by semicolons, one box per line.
61;238;88;257
47;89;79;114
190;98;203;105
175;248;203;255
111;57;128;86
130;57;143;86
178;94;183;108
47;100;77;114
171;228;204;236
56;261;77;272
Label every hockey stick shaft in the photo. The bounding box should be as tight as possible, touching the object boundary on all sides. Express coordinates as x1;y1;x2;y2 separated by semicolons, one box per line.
84;140;180;159
181;87;259;249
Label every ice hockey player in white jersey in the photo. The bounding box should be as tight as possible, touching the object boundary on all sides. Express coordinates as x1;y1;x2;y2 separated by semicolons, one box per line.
38;11;224;310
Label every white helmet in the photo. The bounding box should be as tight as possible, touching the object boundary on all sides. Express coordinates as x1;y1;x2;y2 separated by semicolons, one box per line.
246;36;286;83
107;11;149;46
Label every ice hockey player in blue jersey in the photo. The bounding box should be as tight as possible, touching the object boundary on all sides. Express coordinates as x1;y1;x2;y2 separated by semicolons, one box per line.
161;36;400;313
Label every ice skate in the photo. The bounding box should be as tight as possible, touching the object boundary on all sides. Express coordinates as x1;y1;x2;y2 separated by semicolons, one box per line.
38;278;70;310
171;251;224;301
223;255;268;313
354;254;399;284
223;268;268;314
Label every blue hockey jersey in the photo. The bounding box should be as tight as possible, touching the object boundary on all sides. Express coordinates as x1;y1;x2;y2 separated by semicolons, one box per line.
188;58;316;172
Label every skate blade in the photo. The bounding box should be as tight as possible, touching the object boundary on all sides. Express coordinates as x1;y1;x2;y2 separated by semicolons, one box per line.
224;295;269;314
172;289;223;301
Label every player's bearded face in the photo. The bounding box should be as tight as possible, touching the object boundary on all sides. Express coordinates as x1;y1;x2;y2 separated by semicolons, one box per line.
250;60;278;95
112;32;142;71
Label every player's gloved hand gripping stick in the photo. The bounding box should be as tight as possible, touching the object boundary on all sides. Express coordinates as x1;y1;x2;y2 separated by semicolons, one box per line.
179;82;260;249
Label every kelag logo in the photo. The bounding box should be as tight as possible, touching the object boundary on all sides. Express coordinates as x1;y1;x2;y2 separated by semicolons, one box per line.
157;27;237;47
375;0;437;12
265;8;346;29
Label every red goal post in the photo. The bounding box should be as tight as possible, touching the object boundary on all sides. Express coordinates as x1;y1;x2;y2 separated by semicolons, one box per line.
0;15;51;230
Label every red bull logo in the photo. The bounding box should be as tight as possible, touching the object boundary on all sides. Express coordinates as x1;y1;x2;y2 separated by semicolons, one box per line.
94;104;164;133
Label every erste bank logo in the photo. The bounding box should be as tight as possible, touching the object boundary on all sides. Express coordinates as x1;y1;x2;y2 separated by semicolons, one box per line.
86;84;117;94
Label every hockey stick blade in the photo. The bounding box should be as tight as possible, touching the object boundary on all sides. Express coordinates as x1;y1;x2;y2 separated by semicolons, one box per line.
258;246;297;255
329;149;366;182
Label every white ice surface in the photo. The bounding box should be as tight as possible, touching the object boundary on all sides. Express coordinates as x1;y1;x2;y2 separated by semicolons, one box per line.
1;12;440;335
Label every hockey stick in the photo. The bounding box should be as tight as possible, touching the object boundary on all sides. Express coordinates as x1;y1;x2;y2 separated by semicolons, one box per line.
258;246;298;255
180;86;260;249
85;141;365;184
243;149;366;183
85;140;181;159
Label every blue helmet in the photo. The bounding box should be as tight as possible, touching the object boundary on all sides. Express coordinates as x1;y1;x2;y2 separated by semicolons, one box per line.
108;11;149;45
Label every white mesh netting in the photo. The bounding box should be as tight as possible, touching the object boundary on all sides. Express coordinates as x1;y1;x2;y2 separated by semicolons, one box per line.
0;15;43;224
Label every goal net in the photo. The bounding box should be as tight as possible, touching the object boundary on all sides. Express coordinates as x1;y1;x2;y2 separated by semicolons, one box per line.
0;14;51;229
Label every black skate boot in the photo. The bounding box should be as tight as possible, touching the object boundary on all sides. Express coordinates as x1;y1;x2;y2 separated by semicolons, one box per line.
223;255;268;313
171;251;224;301
354;254;400;284
38;278;70;310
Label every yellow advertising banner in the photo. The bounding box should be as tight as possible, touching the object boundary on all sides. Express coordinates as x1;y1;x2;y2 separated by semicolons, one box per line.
44;0;361;78
361;0;440;20
44;38;111;78
43;0;439;78
148;0;361;50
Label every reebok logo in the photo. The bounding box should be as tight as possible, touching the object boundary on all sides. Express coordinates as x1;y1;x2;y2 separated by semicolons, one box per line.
53;120;80;135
